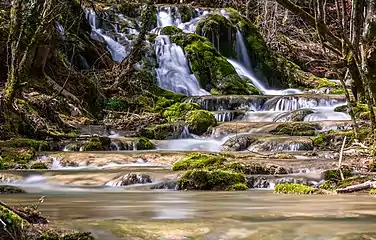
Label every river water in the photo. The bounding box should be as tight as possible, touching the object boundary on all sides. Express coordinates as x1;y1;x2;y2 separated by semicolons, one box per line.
2;191;376;239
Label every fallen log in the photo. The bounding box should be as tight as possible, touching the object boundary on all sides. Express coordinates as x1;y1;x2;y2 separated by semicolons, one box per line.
336;181;376;194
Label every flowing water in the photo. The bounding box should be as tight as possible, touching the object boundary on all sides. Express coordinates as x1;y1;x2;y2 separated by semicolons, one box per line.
1;6;365;240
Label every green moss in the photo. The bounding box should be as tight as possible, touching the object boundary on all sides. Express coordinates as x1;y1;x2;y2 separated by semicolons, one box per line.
83;137;111;151
0;205;27;239
323;169;353;182
0;186;26;194
172;153;226;171
135;137;155;150
274;183;315;194
104;97;128;111
330;89;345;94
313;130;363;150
178;5;194;23
1;147;36;165
170;33;260;95
185;110;217;135
334;104;348;112
0;138;49;151
370;189;376;194
196;14;237;58
160;26;182;36
179;169;246;190
319;180;337;190
162;102;200;122
38;230;95;240
30;162;48;169
337;176;373;189
139;123;185;140
316;79;339;89
226;183;248;191
271;122;320;136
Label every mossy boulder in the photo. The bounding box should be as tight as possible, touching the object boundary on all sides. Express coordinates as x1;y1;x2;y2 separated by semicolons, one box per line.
178;169;247;190
313;130;364;150
185;110;217;135
170;33;260;95
270;122;321;136
0;186;26;194
138;122;185;140
37;230;95;240
1;147;36;167
274;183;315;194
135;137;155;150
83;137;111;151
0;138;49;151
334;104;348;112
162;102;200;122
224;162;289;175
323;168;353;182
172;152;226;171
30;162;48;170
160;26;182;36
178;5;195;23
196;14;237;58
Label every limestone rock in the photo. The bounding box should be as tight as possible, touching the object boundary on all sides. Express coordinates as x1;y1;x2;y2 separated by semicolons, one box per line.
105;173;152;187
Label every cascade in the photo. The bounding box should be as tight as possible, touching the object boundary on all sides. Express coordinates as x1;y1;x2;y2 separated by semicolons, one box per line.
157;6;182;27
86;9;130;62
155;35;209;96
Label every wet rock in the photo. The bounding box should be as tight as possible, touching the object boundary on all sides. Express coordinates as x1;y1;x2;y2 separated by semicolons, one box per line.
105;173;152;187
0;175;20;183
221;135;256;151
247;176;270;188
274;177;309;186
0;186;26;194
248;138;314;152
150;180;178;190
274;109;314;122
29;162;48;169
270;122;321;136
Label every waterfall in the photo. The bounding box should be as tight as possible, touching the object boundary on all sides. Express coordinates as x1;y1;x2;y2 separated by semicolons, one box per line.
155;35;209;96
157;6;182;27
235;30;252;70
180;125;191;138
86;9;129;62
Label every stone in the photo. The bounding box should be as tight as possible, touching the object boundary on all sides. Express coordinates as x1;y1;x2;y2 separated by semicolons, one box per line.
105;173;152;187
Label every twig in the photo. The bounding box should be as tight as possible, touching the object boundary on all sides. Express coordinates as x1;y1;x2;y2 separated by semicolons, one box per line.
338;135;347;180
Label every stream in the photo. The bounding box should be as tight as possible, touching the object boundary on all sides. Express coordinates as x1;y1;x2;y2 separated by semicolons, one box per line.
2;5;372;240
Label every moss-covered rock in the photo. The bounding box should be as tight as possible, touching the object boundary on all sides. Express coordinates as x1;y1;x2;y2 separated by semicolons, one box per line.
160;26;182;36
0;138;49;151
138;122;185;140
82;137;111;151
270;122;321;136
274;183;315;194
313;130;364;150
319;180;337;190
30;162;48;170
370;189;376;194
178;5;195;23
196;14;237;58
0;186;26;194
323;168;353;182
224;162;289;175
135;137;155;150
37;230;95;240
337;176;373;189
170;33;260;95
172;152;226;171
334;104;348;112
185;110;217;135
1;147;36;166
178;169;246;190
162;102;200;122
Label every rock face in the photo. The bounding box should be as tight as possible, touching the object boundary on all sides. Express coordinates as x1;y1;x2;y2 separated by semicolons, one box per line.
105;173;152;187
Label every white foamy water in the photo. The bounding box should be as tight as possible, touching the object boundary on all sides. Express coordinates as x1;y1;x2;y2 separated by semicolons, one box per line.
155;35;209;96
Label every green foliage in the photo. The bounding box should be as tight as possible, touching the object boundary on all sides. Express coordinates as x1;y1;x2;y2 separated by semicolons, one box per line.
0;205;27;239
185;110;217;135
135;137;155;150
172;153;226;171
1;147;36;165
162;102;200;122
319;180;337;190
0;156;4;170
370;189;376;195
274;183;315;194
160;26;182;36
179;169;246;190
226;183;248;191
271;122;320;136
323;169;353;182
104;97;128;111
0;138;49;151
